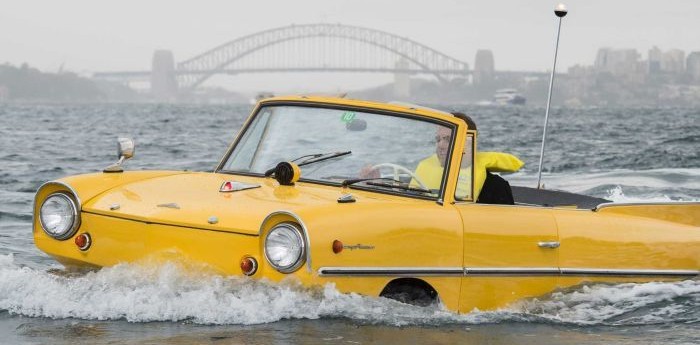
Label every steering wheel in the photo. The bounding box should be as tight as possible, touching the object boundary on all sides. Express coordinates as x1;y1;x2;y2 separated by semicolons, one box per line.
371;163;429;190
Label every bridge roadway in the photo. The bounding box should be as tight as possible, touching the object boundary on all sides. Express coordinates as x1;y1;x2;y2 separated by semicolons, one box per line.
93;69;548;81
95;68;469;79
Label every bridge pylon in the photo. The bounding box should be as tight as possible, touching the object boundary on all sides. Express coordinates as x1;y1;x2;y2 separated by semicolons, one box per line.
151;50;178;101
394;59;411;99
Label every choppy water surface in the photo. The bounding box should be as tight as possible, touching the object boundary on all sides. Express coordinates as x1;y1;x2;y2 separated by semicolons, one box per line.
0;103;698;344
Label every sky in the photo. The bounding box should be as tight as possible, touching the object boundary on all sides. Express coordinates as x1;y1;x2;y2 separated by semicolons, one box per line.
2;0;699;92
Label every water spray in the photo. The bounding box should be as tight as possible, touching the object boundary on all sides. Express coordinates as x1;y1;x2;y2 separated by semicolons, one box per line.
536;3;568;189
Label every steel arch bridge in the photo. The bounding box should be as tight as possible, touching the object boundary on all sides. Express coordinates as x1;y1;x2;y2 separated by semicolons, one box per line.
174;23;469;89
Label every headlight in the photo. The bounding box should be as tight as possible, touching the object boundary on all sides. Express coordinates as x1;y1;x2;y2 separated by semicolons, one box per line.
39;193;79;240
264;223;305;273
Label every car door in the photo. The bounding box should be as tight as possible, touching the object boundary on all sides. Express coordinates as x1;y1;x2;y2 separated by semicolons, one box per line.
455;203;560;311
452;132;560;312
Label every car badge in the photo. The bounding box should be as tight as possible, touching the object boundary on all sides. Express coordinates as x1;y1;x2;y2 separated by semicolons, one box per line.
208;216;218;224
220;181;261;192
157;203;180;209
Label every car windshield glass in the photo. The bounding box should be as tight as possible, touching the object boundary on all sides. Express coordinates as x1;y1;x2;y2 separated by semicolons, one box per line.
221;105;454;198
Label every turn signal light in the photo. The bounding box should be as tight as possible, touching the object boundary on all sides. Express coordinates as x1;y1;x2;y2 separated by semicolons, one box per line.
240;256;258;276
332;240;343;254
75;233;91;251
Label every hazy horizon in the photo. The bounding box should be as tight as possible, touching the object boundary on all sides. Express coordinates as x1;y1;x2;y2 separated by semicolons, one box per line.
2;0;699;92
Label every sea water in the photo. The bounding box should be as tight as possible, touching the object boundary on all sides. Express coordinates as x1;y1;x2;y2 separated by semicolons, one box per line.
0;103;698;344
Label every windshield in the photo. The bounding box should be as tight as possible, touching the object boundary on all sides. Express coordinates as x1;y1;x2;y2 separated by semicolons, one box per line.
220;105;454;198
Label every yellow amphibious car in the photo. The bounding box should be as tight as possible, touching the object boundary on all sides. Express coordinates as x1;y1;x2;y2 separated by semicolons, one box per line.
34;96;699;312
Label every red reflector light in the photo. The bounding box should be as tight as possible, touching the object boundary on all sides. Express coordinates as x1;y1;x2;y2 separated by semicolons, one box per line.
332;240;343;254
75;233;91;251
240;257;258;276
220;181;234;192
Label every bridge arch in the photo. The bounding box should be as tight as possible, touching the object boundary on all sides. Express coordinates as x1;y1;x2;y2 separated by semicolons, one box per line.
177;23;469;89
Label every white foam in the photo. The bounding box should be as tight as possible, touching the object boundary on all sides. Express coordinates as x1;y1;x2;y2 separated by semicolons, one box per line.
0;255;455;325
0;254;697;326
603;185;678;203
514;280;700;325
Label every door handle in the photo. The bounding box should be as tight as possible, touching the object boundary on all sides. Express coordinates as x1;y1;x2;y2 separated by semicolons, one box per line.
538;241;560;249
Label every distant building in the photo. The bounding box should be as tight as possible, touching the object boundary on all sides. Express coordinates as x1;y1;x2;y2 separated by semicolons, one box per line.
661;49;685;74
151;50;178;101
473;49;495;85
687;52;700;81
594;48;640;76
648;46;662;74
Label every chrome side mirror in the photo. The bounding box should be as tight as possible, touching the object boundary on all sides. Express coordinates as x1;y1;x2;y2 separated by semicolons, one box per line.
117;137;135;160
103;137;135;173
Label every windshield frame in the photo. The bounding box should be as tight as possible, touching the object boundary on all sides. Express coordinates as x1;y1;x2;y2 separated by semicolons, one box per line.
215;100;458;202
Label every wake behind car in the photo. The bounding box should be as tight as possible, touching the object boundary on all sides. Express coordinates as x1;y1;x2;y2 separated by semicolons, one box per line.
33;96;700;312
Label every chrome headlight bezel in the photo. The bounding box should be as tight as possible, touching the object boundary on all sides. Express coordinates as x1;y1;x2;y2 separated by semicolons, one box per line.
263;222;306;273
39;192;80;240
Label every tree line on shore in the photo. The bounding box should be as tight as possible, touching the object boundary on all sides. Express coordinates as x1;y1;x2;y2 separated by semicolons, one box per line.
0;63;136;102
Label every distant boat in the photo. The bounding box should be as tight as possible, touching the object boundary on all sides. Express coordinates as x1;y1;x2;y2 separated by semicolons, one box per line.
493;89;526;105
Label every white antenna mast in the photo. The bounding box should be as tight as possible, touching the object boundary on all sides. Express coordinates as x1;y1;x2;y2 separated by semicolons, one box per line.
536;3;568;189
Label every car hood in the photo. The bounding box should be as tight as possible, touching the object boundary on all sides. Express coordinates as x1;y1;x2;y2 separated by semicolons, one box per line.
82;172;351;235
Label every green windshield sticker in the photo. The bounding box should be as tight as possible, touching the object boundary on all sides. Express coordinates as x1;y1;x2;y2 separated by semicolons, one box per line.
340;112;356;123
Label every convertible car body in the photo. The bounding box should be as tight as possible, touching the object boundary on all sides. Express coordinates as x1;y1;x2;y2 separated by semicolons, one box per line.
33;96;700;312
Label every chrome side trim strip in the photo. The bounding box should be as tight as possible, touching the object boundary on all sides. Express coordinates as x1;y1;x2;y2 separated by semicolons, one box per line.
317;266;699;278
318;267;464;277
595;201;700;211
465;267;561;276
561;268;699;277
260;210;313;273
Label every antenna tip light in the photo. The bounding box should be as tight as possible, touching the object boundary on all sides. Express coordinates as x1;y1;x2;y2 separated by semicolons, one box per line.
554;3;568;17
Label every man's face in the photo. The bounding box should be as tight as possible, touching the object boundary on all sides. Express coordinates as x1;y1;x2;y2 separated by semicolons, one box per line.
435;126;451;166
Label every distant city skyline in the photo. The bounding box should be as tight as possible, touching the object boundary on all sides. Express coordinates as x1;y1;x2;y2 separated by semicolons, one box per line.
1;0;699;92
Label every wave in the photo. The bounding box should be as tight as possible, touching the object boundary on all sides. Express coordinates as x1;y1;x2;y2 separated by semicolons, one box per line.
0;255;697;326
0;211;32;222
515;280;700;326
509;168;700;201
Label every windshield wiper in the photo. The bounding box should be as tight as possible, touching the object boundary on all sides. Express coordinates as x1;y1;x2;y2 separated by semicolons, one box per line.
264;151;351;176
341;177;433;194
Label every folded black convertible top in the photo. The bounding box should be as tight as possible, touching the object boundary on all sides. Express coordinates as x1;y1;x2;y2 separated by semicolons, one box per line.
511;186;610;209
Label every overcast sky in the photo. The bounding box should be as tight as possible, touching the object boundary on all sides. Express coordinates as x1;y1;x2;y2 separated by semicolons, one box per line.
2;0;699;92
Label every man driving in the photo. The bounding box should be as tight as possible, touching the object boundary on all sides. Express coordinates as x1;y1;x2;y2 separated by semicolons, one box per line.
411;113;524;201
